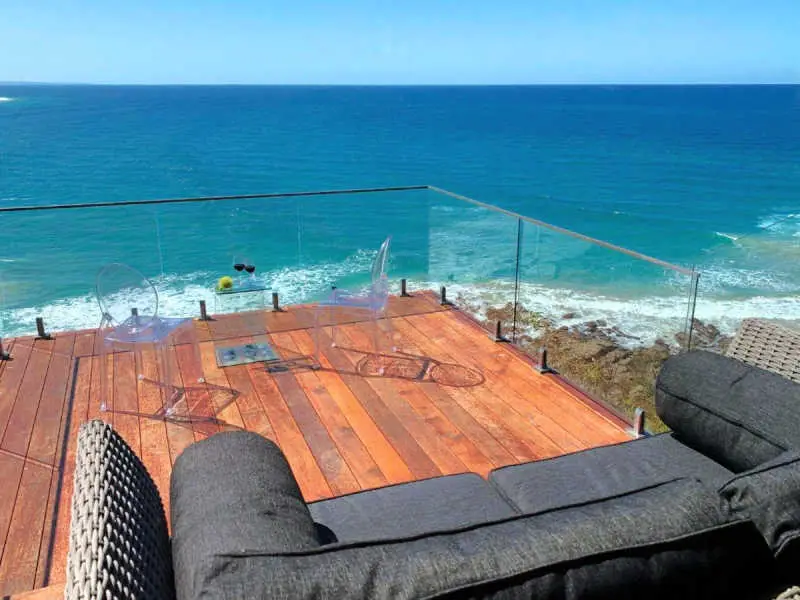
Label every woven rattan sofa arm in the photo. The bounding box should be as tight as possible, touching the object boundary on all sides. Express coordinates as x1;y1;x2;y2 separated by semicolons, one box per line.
64;419;174;600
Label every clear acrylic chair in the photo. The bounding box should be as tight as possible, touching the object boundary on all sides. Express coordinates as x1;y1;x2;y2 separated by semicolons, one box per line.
314;237;397;374
95;263;203;416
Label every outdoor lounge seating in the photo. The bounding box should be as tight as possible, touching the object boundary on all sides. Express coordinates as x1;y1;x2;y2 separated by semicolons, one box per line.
64;350;800;599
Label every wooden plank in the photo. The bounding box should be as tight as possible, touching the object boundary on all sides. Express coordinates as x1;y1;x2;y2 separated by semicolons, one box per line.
393;319;539;465
27;333;77;465
265;340;360;496
433;310;627;445
332;324;467;476
34;333;92;587
42;334;95;586
174;341;217;441
223;361;277;441
2;345;53;457
0;343;34;442
341;322;494;477
447;307;631;430
273;332;387;490
395;316;558;460
289;329;414;485
0;462;51;596
160;343;196;466
8;582;65;599
111;351;141;457
383;321;518;470
247;364;332;501
136;345;174;524
407;312;585;454
197;340;246;431
0;453;25;572
312;326;441;480
85;352;109;425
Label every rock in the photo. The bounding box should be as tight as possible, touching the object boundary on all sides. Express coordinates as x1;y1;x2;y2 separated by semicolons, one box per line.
585;321;598;332
596;319;608;327
675;318;732;351
610;326;640;340
561;312;577;320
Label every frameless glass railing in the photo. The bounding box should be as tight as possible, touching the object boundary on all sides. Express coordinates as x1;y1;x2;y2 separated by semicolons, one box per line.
0;185;701;429
689;213;800;354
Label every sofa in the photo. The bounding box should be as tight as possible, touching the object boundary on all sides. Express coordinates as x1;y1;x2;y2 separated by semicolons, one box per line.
64;350;800;599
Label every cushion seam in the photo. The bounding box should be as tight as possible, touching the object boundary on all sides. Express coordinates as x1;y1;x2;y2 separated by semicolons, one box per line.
307;473;485;506
717;454;800;492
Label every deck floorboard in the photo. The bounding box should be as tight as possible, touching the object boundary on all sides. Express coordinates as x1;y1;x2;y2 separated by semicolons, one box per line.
0;293;630;597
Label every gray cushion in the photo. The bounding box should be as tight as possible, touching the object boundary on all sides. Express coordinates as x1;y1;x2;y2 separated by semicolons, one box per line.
656;350;800;472
309;473;518;543
489;433;732;514
187;478;772;599
720;450;800;559
170;431;321;600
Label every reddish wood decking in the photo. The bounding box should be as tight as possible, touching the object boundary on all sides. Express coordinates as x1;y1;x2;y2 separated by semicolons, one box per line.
0;292;630;597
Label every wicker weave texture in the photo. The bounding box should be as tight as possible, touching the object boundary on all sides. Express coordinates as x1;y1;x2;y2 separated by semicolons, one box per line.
726;319;800;384
64;419;174;600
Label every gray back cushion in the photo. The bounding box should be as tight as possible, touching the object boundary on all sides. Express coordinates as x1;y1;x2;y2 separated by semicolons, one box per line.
170;431;321;600
656;351;800;472
188;478;771;599
720;451;800;560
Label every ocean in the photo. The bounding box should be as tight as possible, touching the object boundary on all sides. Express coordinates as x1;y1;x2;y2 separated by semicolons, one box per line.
1;85;798;342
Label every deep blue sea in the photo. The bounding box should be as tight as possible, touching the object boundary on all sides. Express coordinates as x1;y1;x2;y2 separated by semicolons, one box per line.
1;85;798;341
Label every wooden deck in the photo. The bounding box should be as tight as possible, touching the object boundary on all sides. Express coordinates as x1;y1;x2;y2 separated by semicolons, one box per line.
0;291;630;597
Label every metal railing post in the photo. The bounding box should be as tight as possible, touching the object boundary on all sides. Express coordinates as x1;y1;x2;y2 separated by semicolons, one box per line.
511;218;523;343
199;300;210;321
36;317;52;340
683;267;699;352
633;408;647;438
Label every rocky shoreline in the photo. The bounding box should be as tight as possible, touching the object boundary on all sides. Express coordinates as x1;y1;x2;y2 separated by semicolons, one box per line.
472;301;732;433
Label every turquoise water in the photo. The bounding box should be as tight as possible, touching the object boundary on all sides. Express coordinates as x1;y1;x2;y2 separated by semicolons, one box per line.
0;85;798;340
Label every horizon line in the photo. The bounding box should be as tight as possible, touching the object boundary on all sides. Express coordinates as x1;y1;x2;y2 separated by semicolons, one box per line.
1;81;799;87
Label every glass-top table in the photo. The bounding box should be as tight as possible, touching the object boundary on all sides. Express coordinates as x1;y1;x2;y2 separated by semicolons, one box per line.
213;277;269;313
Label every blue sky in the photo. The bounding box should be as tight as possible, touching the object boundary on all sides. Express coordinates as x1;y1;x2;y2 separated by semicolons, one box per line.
1;0;798;84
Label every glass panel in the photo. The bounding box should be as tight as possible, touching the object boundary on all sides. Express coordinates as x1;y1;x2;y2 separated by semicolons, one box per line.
517;220;696;432
0;204;163;337
691;214;800;354
423;190;520;335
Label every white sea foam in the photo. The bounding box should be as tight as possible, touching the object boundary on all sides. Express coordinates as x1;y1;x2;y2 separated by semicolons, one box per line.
1;251;377;338
0;97;13;103
714;232;739;242
4;272;798;346
399;275;799;345
757;213;800;235
2;244;798;347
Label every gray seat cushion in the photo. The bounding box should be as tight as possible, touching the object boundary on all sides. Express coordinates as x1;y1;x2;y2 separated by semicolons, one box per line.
309;473;519;543
170;431;321;600
656;350;800;472
191;478;773;599
489;433;732;514
721;450;800;561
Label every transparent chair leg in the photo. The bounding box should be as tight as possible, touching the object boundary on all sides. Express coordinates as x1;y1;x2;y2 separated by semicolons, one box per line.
98;324;112;413
372;313;397;375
